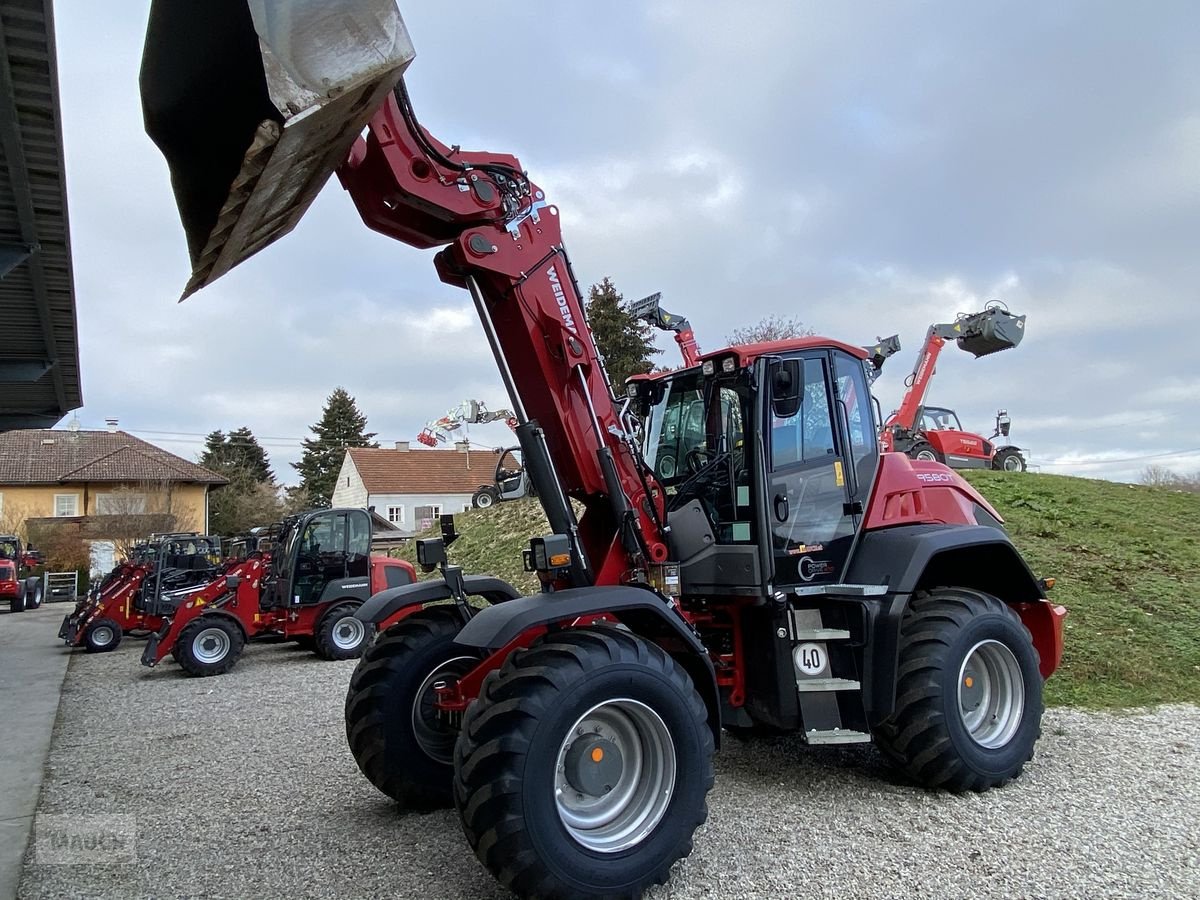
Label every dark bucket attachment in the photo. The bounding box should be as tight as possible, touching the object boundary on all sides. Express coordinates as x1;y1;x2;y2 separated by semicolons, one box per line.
141;0;415;300
955;308;1026;358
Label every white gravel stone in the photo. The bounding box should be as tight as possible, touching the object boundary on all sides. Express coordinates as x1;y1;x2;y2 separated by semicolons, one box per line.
19;639;1200;899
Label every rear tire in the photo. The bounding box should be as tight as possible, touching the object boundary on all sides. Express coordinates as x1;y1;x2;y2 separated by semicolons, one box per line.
84;617;122;653
314;603;373;660
454;626;715;899
992;447;1026;472
176;616;244;677
24;578;43;609
344;606;475;809
471;487;498;509
873;588;1043;792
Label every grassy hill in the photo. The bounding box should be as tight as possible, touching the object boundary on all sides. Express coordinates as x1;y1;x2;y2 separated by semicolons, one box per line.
398;471;1200;709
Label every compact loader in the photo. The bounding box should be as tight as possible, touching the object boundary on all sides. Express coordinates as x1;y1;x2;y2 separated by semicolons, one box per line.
141;3;1066;896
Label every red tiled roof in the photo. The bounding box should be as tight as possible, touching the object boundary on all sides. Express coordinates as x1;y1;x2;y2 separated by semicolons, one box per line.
348;447;497;494
0;429;226;485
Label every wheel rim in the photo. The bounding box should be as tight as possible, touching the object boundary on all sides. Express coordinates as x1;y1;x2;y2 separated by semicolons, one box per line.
957;639;1025;749
91;625;114;647
476;493;493;508
331;615;366;651
411;656;477;764
192;626;231;664
554;698;677;854
916;449;937;461
1003;454;1023;472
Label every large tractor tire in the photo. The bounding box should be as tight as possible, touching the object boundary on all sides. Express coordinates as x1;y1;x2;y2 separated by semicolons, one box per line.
992;447;1027;472
8;589;25;614
84;617;122;653
175;616;244;677
873;588;1043;792
454;626;714;900
313;603;374;660
345;606;476;809
471;487;499;509
908;441;942;464
24;577;43;609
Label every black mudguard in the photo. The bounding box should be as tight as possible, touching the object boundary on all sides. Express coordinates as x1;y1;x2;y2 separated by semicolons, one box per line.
354;575;522;625
847;523;1044;726
454;585;721;746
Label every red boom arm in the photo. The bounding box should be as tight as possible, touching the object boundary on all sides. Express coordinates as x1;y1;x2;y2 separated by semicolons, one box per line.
337;91;667;584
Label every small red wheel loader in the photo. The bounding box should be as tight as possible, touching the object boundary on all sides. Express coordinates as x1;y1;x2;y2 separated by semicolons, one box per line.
1;535;44;613
140;507;417;677
142;3;1067;895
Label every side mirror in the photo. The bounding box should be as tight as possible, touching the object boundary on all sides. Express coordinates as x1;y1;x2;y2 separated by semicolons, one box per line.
439;514;458;548
770;359;804;419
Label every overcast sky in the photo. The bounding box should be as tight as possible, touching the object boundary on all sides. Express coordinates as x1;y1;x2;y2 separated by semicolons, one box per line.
54;1;1199;484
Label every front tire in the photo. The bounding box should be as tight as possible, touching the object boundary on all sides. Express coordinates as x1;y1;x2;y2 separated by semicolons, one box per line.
84;617;122;653
176;616;244;677
24;578;43;609
454;626;714;899
344;606;476;809
909;441;942;463
8;591;25;613
471;487;498;509
313;603;373;660
873;588;1043;792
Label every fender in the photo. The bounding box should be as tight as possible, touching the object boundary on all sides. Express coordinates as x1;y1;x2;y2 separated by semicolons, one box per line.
846;523;1063;725
197;607;250;641
454;585;721;745
355;575;522;625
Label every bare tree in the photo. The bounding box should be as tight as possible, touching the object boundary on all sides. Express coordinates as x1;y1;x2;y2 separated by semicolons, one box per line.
95;481;199;555
726;314;814;345
1140;465;1200;493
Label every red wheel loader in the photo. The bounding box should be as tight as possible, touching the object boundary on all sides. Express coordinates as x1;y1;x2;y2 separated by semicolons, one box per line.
140;508;417;676
141;3;1066;895
60;534;225;653
0;535;43;613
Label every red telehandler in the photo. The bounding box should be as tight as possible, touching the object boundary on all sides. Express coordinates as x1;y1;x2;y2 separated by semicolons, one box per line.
140;508;417;676
141;4;1065;895
881;304;1028;471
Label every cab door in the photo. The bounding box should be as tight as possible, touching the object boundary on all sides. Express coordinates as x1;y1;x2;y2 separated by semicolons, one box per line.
766;350;878;587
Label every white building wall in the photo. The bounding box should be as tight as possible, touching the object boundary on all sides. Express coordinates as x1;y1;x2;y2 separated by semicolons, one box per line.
330;453;369;508
368;492;475;530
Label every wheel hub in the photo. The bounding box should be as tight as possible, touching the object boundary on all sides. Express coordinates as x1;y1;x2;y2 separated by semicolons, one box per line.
957;639;1025;749
193;627;230;663
564;737;623;797
554;698;677;854
333;616;365;650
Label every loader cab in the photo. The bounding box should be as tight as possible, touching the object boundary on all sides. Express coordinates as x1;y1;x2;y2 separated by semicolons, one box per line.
919;406;962;432
267;508;372;608
638;339;879;593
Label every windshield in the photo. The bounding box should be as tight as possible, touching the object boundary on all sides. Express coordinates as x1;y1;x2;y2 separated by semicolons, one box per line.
921;406;961;431
0;539;18;560
643;372;746;486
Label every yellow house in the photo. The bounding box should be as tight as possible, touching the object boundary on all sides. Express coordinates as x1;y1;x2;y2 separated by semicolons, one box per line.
0;429;226;553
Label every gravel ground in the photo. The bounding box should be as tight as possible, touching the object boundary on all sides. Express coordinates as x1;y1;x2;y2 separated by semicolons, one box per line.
19;633;1200;899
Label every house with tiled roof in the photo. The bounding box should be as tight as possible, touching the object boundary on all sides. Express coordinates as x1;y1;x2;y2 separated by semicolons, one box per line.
331;442;499;535
0;428;227;547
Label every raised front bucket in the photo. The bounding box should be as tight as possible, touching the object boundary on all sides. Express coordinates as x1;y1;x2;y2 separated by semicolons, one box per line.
141;0;415;300
955;308;1027;358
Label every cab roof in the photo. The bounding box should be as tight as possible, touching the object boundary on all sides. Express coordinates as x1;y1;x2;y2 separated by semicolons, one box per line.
705;337;870;367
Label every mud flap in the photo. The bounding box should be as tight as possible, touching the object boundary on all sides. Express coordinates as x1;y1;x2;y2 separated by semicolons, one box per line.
141;0;415;299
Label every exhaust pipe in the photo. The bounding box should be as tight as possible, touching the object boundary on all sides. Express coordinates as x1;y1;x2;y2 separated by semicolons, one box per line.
141;0;415;300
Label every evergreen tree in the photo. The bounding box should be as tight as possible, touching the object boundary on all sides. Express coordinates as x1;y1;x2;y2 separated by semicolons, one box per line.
585;277;660;388
199;426;280;535
292;387;378;507
201;427;274;484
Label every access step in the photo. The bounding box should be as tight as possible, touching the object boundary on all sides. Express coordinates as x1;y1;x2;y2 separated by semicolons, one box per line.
792;628;850;641
806;728;872;745
795;677;861;693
